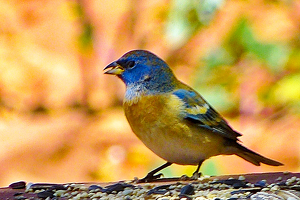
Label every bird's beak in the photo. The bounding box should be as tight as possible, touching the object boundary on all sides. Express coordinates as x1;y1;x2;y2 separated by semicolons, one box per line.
103;62;124;75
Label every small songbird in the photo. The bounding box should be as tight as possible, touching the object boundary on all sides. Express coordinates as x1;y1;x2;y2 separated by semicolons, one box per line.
104;50;283;182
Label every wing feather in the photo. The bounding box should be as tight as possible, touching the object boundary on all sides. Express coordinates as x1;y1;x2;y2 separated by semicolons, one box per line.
172;88;241;140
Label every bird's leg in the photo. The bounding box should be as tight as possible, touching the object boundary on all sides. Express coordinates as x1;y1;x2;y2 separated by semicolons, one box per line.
191;160;204;180
138;162;172;183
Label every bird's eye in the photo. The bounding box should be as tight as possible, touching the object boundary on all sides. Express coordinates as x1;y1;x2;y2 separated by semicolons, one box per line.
116;60;135;69
127;61;135;68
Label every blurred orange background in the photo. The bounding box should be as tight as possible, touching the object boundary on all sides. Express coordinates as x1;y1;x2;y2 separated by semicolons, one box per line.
0;0;299;187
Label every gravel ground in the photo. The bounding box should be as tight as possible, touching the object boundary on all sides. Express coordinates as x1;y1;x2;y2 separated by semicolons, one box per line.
1;172;300;200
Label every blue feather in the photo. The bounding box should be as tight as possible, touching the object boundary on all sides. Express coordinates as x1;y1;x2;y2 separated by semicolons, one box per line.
172;88;241;140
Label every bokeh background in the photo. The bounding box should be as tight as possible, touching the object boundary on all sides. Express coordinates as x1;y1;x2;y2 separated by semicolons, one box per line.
0;0;299;187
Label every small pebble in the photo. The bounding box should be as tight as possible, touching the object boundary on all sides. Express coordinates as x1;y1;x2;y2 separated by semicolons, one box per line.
51;184;67;190
291;185;300;191
143;183;153;189
37;190;54;198
79;186;88;191
227;194;239;200
246;183;254;187
290;176;297;183
88;184;103;191
254;180;267;187
287;198;297;200
157;197;170;200
25;182;33;192
147;189;168;195
261;187;270;192
13;192;24;196
54;190;66;197
80;191;89;198
214;179;247;188
147;184;171;195
276;181;287;186
122;189;133;196
232;181;247;189
195;197;207;200
9;181;26;189
101;182;135;194
238;176;245;181
179;184;194;196
270;185;280;191
13;196;26;200
29;183;63;191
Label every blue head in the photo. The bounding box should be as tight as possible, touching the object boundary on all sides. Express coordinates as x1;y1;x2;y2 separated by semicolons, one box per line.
104;50;177;94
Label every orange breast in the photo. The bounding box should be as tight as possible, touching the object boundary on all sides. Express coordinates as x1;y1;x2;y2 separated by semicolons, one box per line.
123;93;226;165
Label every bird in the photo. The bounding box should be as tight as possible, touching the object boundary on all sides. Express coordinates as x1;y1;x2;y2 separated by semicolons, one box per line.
104;50;283;182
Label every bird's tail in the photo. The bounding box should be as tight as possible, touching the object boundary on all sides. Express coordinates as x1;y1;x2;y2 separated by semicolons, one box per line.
234;143;283;166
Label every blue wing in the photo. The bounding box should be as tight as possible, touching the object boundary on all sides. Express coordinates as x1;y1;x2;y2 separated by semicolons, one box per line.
172;88;241;140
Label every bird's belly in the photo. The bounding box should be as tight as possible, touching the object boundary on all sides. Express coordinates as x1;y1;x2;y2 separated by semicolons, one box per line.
135;126;224;165
124;95;225;165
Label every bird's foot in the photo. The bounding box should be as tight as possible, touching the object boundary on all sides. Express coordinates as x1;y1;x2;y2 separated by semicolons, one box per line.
136;173;164;183
180;172;202;181
191;172;201;180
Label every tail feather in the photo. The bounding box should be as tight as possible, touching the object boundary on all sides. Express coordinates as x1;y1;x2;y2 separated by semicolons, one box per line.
235;143;283;166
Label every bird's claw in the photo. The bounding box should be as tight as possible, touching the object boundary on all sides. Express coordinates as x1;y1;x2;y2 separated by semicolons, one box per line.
136;173;164;183
191;172;201;180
